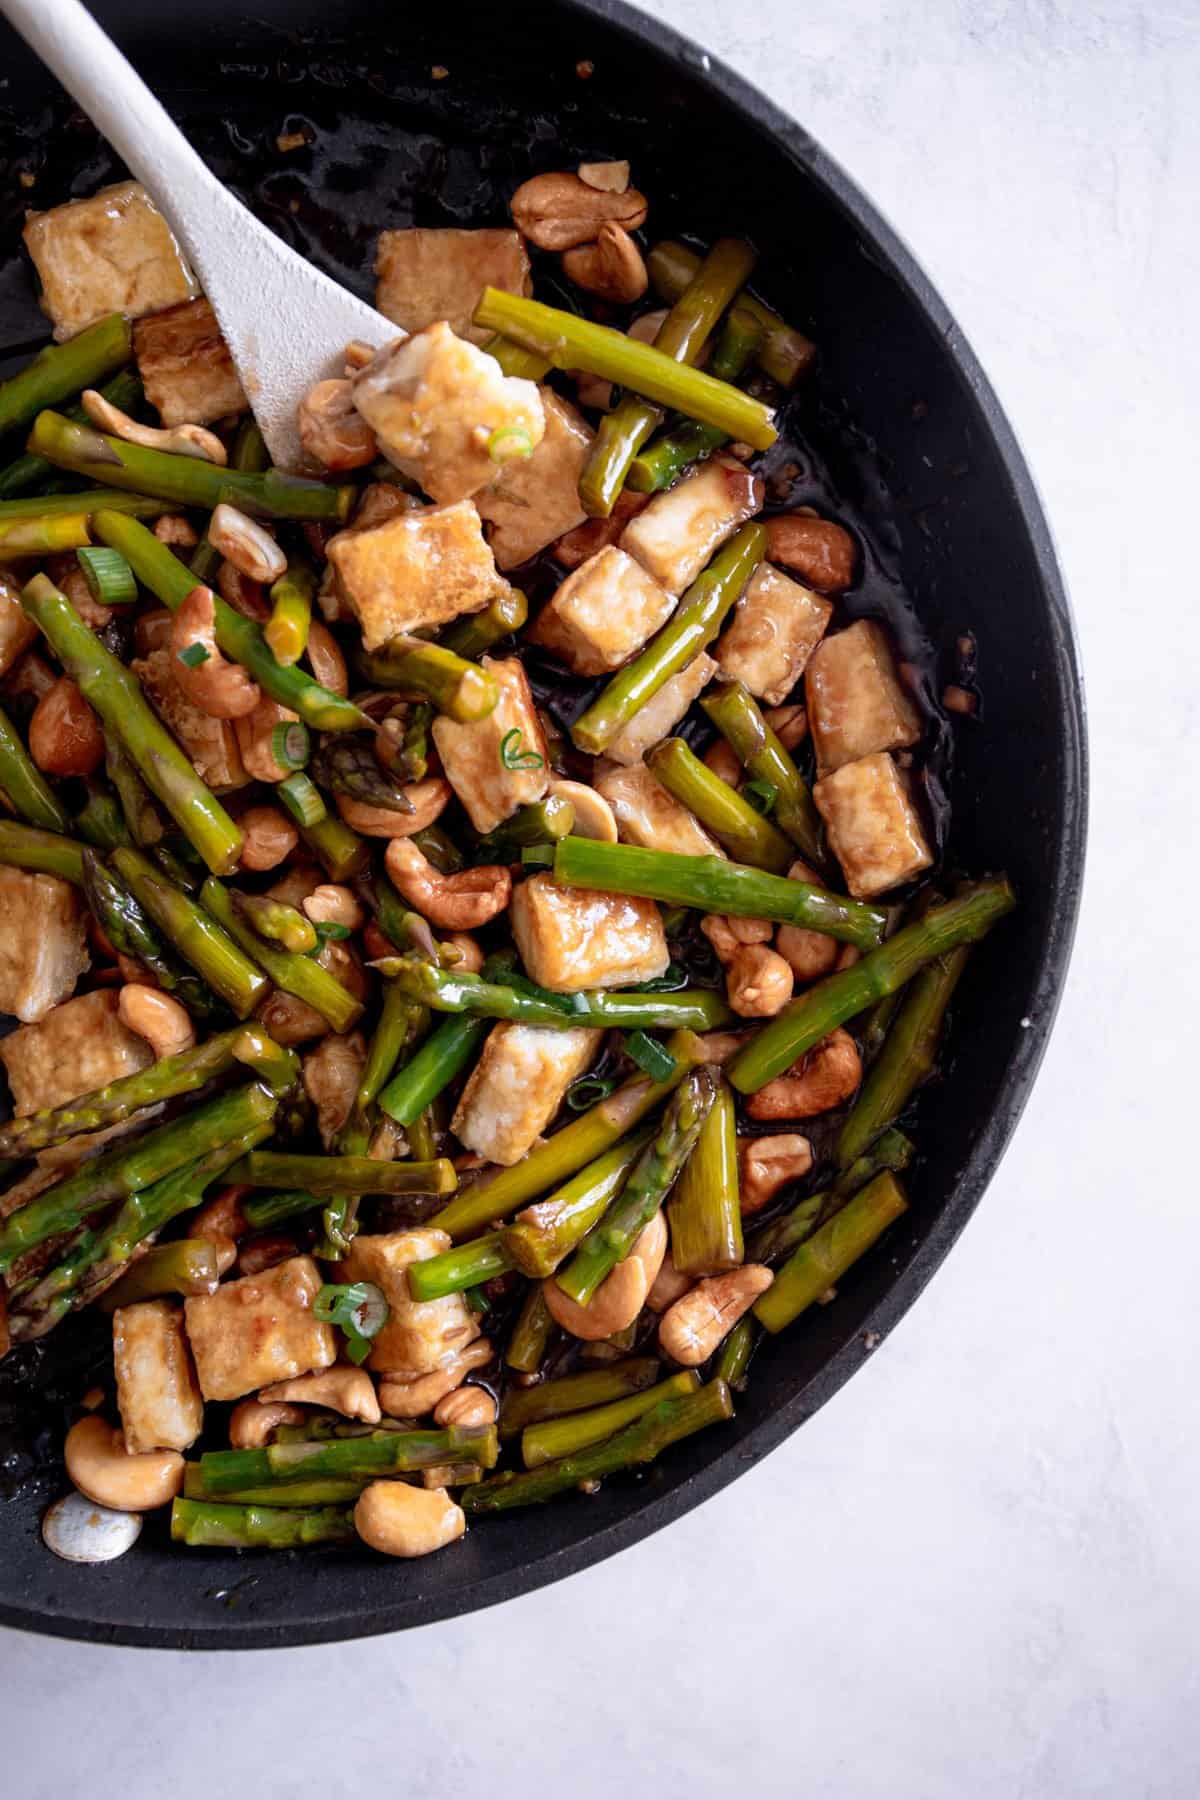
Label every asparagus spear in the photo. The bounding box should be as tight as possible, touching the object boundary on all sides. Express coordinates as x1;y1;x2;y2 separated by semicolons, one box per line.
472;290;778;450
834;950;970;1167
647;240;816;386
440;586;528;659
647;737;795;873
0;701;70;832
700;679;827;871
554;837;887;949
195;1423;498;1493
464;1380;734;1512
0;487;166;520
375;956;733;1032
75;780;130;852
170;1498;356;1549
339;981;424;1152
406;1232;514;1302
0;818;84;881
241;1189;321;1230
0;514;93;557
264;559;315;666
20;575;244;875
501;1126;657;1277
498;1356;661;1438
754;1172;909;1333
92;511;369;733
505;1283;555;1374
831;1127;916;1202
483;334;553;381
182;1470;365;1506
474;794;576;856
298;811;371;881
0;314;131;435
351;637;499;722
431;1030;704;1240
111;849;268;1017
200;877;364;1032
626;306;763;493
570;524;766;755
377;1015;490;1128
233;891;317;954
744;1189;830;1266
522;1371;701;1467
556;1067;718;1304
225;1149;457;1197
580;237;759;516
103;734;165;849
714;1317;755;1388
667;1079;743;1275
729;880;1016;1093
188;417;270;583
0;366;142;499
97;1239;219;1310
29;410;354;521
81;850;221;1018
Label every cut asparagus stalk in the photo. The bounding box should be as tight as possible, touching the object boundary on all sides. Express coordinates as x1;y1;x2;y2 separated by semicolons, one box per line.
667;1079;743;1275
82;850;221;1019
505;1283;555;1374
754;1172;909;1333
182;1469;365;1507
352;637;499;722
714;1316;755;1387
225;1149;457;1197
200;877;364;1032
0;487;167;520
264;559;315;666
501;1126;657;1278
170;1498;356;1549
195;1423;498;1493
111;849;269;1018
627;306;763;493
440;586;529;659
0;513;92;557
0;818;83;881
834;950;970;1167
831;1127;916;1202
241;1189;322;1230
700;679;828;871
406;1232;514;1302
0;314;131;436
647;240;816;386
96;1239;219;1310
377;1015;489;1130
375;956;732;1032
521;1370;701;1467
647;737;795;873
0;702;70;832
499;1356;662;1438
0;367;142;500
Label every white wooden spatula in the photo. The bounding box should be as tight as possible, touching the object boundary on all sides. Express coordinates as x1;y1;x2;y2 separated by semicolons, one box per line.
1;0;398;469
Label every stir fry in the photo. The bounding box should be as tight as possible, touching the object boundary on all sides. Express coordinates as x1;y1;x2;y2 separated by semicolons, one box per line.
0;160;1014;1566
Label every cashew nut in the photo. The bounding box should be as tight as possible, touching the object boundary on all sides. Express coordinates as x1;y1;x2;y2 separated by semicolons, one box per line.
724;944;794;1018
135;608;173;655
547;777;617;841
118;983;196;1058
260;1364;381;1422
28;676;103;776
265;861;324;909
704;738;744;787
646;1249;694;1314
305;620;349;696
217;558;268;621
765;514;857;594
153;514;199;548
298;378;378;471
510;170;648;250
236;1233;298;1276
354;1479;466;1558
384;837;511;930
256;988;329;1047
776;923;840;984
562;222;648;304
303;1029;367;1147
657;1266;775;1366
765;703;808;751
239;804;300;872
343;340;377;373
542;1209;667;1341
441;932;484;973
738;1133;814;1215
209;504;287;583
63;1414;184;1512
744;1027;863;1121
191;1185;249;1243
169;586;262;719
302;884;366;931
578;160;630;193
236;696;301;781
378;1339;494;1418
228;1398;307;1448
336;778;452;838
433;1385;497;1428
82;388;227;464
701;913;774;961
693;1029;751;1066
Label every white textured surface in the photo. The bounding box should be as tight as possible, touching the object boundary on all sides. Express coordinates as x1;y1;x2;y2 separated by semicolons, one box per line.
4;2;1200;1793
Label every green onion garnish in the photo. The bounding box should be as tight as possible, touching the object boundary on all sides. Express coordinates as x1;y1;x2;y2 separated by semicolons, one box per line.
314;1280;388;1364
500;728;545;772
314;920;352;942
623;1030;678;1082
276;770;327;827
521;842;556;869
743;779;778;816
176;642;210;669
566;1074;618;1111
486;425;535;463
270;720;311;770
76;545;137;607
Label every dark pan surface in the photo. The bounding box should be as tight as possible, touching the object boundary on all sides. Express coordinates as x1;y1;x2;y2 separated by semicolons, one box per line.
0;0;1086;1647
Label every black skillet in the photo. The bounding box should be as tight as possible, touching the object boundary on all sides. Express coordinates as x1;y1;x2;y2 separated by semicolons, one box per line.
0;0;1086;1647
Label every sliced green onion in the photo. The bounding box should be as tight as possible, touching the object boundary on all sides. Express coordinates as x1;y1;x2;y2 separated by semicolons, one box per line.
176;642;210;669
500;728;545;772
76;545;137;607
270;720;311;771
743;779;779;817
635;961;689;993
313;919;351;943
314;1280;388;1363
566;1074;619;1111
521;842;556;869
623;1031;678;1081
487;426;535;463
276;770;327;827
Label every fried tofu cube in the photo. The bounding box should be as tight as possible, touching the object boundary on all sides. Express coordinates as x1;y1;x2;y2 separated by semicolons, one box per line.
619;455;763;594
529;546;675;676
475;391;592;569
813;752;933;898
432;655;549;832
133;298;247;427
595;761;725;858
605;652;717;765
0;572;37;677
352;323;545;505
0;869;89;1024
184;1255;336;1401
327;499;500;649
0;989;151;1117
375;227;531;346
339;1229;481;1376
716;563;833;706
23;180;197;341
511;872;669;993
132;649;247;790
806;619;923;777
451;1022;601;1166
113;1299;204;1453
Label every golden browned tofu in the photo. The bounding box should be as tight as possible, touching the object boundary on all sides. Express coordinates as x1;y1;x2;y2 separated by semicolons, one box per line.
302;1030;366;1148
451;1022;601;1166
805;619;923;777
510;873;669;993
339;1230;481;1376
0;869;89;1024
0;989;151;1117
0;573;37;677
605;653;717;765
352;324;545;505
595;761;724;858
132;649;247;790
133;298;247;426
529;547;675;675
327;500;500;649
431;655;549;832
184;1256;336;1402
619;456;762;594
716;563;834;706
112;1299;204;1453
813;752;933;898
23;180;197;341
475;392;592;569
375;227;531;345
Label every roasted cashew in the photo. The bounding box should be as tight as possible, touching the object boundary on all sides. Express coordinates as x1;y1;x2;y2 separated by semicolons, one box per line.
28;676;103;777
228;1399;308;1448
302;884;366;931
82;388;226;464
298;378;378;471
64;1414;183;1512
738;1133;814;1215
776;858;840;982
441;932;484;973
236;1233;298;1276
701;913;774;961
236;697;300;780
217;559;268;620
724;944;794;1018
704;738;744;787
260;1365;381;1422
764;514;856;594
657;1266;775;1366
578;160;631;192
509;169;648;250
542;1209;667;1341
378;1338;494;1419
239;805;299;872
192;1186;249;1243
547;777;617;841
209;504;287;584
745;1026;863;1121
336;778;452;838
693;1029;751;1066
305;620;349;696
646;1249;694;1314
118;983;196;1057
384;838;511;930
561;222;648;304
256;988;329;1047
303;1029;367;1147
169;586;262;719
354;1480;465;1558
433;1385;497;1428
153;514;199;548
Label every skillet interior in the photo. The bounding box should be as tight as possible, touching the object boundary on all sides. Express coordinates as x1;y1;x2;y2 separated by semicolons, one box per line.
0;0;1085;1646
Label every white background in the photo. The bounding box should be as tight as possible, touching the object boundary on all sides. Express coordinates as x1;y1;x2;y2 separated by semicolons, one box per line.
4;2;1199;1794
